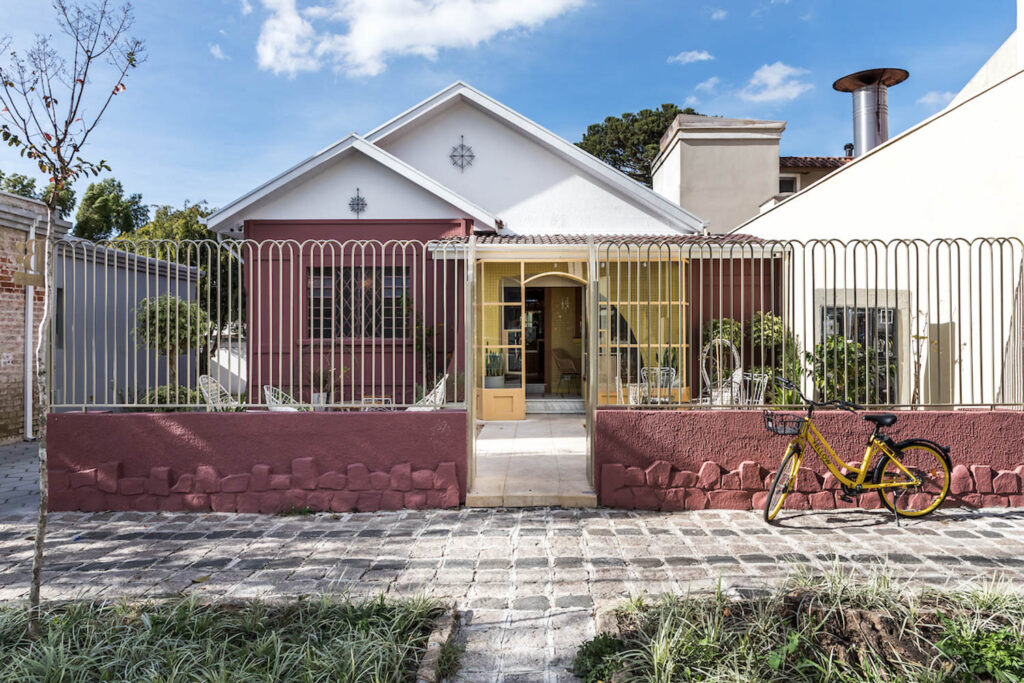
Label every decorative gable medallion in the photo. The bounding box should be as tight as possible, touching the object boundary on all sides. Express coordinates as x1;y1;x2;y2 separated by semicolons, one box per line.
449;135;475;172
348;188;367;217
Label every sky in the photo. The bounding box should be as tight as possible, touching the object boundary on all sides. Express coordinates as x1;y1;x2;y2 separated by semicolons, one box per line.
0;0;1016;216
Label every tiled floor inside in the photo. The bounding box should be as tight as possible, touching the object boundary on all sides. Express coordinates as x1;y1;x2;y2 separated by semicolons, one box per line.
468;414;595;507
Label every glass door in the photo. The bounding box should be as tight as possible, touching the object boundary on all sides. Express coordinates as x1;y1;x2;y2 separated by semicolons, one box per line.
477;261;526;420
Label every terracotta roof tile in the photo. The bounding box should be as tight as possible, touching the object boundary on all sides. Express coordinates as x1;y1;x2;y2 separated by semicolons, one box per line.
451;233;766;245
779;156;853;169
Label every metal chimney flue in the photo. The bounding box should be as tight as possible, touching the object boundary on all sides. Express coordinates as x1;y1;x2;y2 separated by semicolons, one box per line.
833;68;908;156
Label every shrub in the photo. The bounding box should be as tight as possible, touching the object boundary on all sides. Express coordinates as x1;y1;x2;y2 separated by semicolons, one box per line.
140;385;201;411
701;317;743;348
937;617;1024;682
807;335;894;404
132;294;210;386
572;632;627;683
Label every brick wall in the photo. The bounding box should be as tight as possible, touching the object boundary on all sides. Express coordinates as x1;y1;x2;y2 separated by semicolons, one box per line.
595;409;1024;511
0;224;44;442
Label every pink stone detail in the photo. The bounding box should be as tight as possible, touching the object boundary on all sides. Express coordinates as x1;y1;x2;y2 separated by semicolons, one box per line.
602;486;634;509
221;474;251;493
97;462;120;493
684;489;708;510
269;474;291;490
404;491;427;509
147;467;170;496
236;492;260;514
284;490;307;509
132;495;158;511
645;461;672;488
259;492;284;513
808;491;835;509
721;472;741;490
158;496;184;512
317;472;347;490
670;470;698;488
380;491;405;510
822;473;841;490
786;492;810;510
105;495;131;511
1008;494;1024;507
751;491;768;510
632;487;660;510
795;469;821;493
390;463;412;491
439;485;460;508
960;493;983;508
992;472;1020;495
250;465;271;492
739;461;763;490
183;493;210;511
412;469;433;490
982;494;1007;508
195;465;220;494
210;493;236;512
971;465;994;493
697;462;722;489
662;488;687;510
170;474;194;494
69;469;97;488
950;465;973;495
291;457;318;490
118;477;146;496
357;491;382;511
307;491;331;512
602;464;626;491
369;471;390;491
347;464;370;490
331;492;358;512
707;490;753;510
80;490;105;512
623;467;645;487
434;462;458;489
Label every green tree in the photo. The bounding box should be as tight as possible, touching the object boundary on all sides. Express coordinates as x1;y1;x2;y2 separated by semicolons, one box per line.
0;170;76;218
576;103;698;186
74;177;147;240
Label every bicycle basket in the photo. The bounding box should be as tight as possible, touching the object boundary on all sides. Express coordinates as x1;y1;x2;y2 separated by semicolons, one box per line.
763;410;805;436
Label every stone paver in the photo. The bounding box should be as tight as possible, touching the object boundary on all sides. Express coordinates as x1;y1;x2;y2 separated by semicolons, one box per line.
1;504;1024;681
0;440;37;515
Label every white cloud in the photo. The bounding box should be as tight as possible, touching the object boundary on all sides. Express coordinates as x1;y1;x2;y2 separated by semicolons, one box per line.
738;62;812;102
695;76;719;92
917;90;955;108
684;95;699;107
209;43;229;60
256;0;584;78
240;0;253;15
710;9;727;20
667;49;714;66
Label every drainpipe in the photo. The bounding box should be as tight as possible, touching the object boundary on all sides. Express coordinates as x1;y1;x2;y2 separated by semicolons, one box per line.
24;216;40;441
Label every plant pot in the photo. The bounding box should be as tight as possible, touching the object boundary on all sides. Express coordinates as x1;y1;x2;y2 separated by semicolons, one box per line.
484;376;505;389
312;392;331;411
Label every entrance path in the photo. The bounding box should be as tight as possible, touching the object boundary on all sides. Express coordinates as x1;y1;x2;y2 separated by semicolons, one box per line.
1;505;1024;681
469;415;595;507
0;440;37;516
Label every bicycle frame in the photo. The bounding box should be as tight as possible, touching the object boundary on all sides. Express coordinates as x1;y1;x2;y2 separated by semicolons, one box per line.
787;418;922;491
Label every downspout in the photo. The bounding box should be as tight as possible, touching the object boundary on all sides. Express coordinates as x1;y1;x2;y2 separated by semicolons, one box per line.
24;216;40;441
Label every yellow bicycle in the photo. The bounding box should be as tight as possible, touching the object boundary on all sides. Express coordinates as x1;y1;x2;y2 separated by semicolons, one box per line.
763;378;951;523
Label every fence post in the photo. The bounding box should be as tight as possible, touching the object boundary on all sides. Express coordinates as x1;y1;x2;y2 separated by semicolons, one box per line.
464;236;476;491
587;236;598;489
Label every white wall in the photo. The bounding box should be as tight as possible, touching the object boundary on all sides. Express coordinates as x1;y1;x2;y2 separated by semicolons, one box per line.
378;100;680;235
220;152;466;226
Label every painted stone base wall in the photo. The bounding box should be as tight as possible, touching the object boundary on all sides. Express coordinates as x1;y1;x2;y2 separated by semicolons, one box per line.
47;411;467;513
595;409;1024;511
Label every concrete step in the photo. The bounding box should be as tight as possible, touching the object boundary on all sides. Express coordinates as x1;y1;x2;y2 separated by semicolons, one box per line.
466;491;597;508
525;398;584;414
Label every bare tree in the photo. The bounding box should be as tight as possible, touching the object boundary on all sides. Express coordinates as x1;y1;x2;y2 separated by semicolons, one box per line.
0;0;143;636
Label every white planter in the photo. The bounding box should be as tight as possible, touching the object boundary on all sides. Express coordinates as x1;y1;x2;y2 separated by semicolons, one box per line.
311;392;331;411
484;376;506;389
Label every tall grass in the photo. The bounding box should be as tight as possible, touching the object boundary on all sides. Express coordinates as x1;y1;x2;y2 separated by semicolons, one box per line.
0;594;444;682
574;567;1024;683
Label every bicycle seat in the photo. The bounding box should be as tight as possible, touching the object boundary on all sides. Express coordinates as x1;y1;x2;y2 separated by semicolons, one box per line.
863;413;897;427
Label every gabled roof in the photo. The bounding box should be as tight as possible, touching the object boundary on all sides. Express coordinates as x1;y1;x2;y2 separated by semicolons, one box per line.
364;82;705;234
203;134;500;233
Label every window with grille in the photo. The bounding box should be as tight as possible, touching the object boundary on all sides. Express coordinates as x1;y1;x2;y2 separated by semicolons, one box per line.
821;305;898;402
308;266;409;339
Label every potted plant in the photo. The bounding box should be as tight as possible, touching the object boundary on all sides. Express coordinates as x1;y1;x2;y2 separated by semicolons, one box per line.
310;364;344;410
484;351;505;389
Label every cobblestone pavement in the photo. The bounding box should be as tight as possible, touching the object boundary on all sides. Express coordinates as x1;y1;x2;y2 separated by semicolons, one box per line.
0;440;37;516
1;505;1024;681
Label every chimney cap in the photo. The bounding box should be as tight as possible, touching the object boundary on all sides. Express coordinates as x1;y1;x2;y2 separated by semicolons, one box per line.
832;68;909;92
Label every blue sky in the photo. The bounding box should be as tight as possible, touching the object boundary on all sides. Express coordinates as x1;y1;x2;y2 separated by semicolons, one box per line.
0;0;1016;215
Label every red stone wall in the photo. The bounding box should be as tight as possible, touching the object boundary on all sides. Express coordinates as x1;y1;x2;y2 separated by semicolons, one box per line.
595;409;1024;511
47;411;467;513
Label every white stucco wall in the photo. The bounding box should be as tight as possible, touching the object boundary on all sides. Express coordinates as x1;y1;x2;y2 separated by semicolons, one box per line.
738;68;1024;241
216;152;466;226
377;100;680;235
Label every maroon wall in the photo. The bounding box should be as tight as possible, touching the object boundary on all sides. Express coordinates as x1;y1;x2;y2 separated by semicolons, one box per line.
47;411;467;514
241;220;469;406
596;409;1024;511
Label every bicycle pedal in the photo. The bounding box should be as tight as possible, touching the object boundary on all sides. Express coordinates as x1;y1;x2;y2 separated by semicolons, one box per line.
839;493;855;503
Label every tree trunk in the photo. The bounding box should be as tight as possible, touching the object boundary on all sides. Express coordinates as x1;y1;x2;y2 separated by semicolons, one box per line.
28;207;53;637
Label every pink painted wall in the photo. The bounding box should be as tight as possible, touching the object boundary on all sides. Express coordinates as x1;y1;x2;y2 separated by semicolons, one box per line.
47;411;467;514
595;409;1024;511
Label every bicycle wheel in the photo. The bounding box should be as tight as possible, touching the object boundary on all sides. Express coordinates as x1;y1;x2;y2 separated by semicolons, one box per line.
764;445;800;523
872;442;951;517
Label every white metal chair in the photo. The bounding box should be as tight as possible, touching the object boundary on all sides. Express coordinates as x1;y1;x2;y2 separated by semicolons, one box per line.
263;385;311;412
407;373;449;411
641;366;676;404
743;372;771;406
199;375;240;412
615;375;647;405
698;338;744;406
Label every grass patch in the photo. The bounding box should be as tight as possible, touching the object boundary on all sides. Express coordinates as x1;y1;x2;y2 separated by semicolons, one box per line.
0;594;445;682
575;567;1024;682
